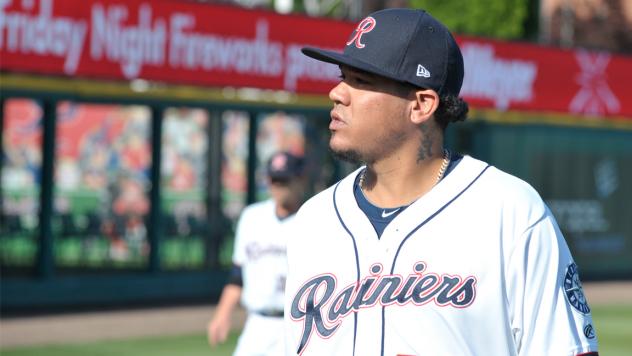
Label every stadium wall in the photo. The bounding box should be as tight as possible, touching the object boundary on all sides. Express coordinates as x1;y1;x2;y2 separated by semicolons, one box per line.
1;0;631;311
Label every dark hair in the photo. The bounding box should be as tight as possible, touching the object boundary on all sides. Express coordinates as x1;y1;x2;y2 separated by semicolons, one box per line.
434;94;469;130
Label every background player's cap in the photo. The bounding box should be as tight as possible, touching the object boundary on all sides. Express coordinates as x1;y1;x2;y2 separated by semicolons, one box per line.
266;151;304;180
302;8;464;96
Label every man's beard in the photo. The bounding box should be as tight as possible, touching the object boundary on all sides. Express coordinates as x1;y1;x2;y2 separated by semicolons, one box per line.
329;147;366;165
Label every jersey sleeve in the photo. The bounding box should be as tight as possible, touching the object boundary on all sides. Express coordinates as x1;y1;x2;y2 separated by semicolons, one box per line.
231;208;250;266
284;207;309;356
506;210;599;356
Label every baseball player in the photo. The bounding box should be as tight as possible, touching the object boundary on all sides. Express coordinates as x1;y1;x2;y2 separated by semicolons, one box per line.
284;8;599;356
208;151;306;356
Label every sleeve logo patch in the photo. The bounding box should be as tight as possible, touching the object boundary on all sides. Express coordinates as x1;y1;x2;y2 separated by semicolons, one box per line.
583;323;596;339
563;262;591;314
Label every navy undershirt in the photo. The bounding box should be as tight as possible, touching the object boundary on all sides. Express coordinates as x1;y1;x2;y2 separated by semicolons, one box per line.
354;153;463;238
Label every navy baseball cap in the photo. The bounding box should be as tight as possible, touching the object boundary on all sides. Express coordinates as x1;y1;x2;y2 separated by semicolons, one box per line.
302;8;464;96
267;152;304;180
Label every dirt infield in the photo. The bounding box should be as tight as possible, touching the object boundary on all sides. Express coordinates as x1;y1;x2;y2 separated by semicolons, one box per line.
0;305;246;348
1;281;630;349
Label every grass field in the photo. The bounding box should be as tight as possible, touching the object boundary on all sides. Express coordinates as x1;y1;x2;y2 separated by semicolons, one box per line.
2;304;630;356
0;333;240;356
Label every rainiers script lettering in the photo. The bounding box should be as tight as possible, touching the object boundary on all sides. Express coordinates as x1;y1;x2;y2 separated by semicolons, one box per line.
290;262;477;354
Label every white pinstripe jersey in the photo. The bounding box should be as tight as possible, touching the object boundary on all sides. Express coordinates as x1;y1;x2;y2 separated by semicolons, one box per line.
234;199;292;313
284;156;598;356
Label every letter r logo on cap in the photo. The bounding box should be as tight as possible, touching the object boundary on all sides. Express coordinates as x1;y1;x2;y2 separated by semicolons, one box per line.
346;17;376;49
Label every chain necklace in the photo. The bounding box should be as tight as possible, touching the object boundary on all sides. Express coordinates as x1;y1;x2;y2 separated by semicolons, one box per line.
358;149;451;190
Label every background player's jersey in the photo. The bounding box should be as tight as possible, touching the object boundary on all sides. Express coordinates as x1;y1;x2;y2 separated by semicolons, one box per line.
234;199;291;313
284;156;598;356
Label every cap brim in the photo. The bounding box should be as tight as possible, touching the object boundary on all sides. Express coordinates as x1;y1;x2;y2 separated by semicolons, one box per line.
301;47;410;86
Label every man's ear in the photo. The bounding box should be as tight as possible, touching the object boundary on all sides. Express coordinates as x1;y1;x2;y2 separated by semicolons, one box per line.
410;89;439;125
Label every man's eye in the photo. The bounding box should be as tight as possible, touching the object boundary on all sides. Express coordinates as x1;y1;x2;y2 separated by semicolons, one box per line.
338;72;371;85
346;75;370;85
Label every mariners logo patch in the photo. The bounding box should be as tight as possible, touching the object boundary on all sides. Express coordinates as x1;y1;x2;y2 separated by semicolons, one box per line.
583;323;596;339
563;262;590;314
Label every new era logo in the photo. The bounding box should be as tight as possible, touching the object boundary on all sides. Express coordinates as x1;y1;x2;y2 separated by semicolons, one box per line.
416;64;431;78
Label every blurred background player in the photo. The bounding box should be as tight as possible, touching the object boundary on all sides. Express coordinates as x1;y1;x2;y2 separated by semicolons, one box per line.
207;151;306;355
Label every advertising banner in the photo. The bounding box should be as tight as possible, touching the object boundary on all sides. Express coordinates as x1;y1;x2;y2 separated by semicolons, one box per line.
478;125;632;278
2;0;632;119
534;151;632;278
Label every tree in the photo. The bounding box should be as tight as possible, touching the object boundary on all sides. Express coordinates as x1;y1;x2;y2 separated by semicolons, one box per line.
410;0;530;39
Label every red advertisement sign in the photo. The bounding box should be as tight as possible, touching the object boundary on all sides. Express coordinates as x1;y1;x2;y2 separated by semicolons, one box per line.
458;37;632;119
2;0;631;119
